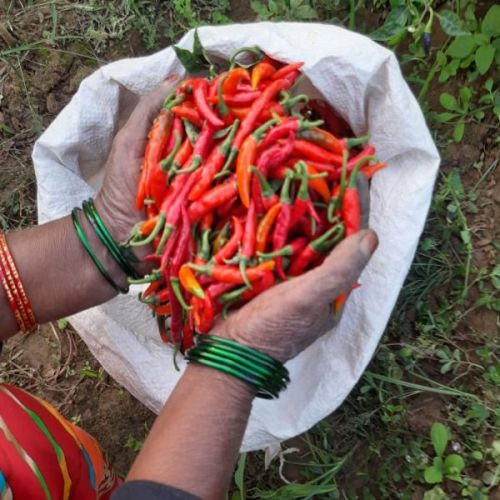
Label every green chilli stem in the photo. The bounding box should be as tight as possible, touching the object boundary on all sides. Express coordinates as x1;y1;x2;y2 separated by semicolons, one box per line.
129;213;166;247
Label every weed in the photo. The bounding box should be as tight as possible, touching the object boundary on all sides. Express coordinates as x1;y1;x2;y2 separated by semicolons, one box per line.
124;435;144;452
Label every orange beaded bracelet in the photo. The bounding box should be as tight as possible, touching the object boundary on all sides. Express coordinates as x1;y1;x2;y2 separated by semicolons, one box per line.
0;233;37;333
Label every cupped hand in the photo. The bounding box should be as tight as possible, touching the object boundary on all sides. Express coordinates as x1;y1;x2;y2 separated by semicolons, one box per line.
213;229;378;363
95;82;173;244
212;173;376;363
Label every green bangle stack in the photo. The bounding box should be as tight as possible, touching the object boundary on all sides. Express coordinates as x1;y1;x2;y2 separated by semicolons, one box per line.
82;199;140;279
72;198;140;293
187;335;290;399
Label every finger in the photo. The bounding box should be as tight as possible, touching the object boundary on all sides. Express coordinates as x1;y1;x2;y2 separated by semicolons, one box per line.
356;173;370;230
296;230;378;304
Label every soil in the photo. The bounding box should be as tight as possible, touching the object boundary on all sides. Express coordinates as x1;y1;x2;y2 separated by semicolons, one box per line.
1;325;155;474
0;0;498;493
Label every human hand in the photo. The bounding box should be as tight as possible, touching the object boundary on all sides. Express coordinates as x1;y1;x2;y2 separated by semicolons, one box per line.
212;175;377;363
94;82;173;245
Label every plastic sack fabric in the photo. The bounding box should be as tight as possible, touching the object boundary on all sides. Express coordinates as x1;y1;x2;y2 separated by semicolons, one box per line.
33;22;440;451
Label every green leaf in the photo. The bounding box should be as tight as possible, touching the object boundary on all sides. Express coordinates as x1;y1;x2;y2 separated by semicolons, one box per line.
173;46;204;73
484;77;494;92
474;109;485;120
436;10;470;36
482;5;500;37
296;5;318;19
234;453;246;498
173;29;212;73
447;36;476;59
440;93;458;111
453;121;465;142
424;465;443;484
459;86;472;110
438;69;450;83
492;264;500;289
460;229;471;245
369;6;408;42
423;486;448;500
436;50;447;66
435;112;459;123
475;45;495;75
57;318;69;329
431;422;449;456
250;0;271;19
444;454;465;477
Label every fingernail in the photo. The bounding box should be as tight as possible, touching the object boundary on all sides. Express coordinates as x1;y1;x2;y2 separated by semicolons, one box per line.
359;230;378;260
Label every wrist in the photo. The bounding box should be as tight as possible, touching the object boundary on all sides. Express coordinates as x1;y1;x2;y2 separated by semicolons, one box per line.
185;363;256;400
93;195;153;277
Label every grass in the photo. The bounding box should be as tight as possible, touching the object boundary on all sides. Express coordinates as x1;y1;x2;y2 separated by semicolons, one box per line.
0;0;499;498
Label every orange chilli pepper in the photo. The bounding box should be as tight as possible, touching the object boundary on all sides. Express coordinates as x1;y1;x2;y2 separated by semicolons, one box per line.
361;161;387;178
140;215;160;236
223;68;250;95
256;203;281;253
305;163;331;203
179;264;205;299
251;62;276;89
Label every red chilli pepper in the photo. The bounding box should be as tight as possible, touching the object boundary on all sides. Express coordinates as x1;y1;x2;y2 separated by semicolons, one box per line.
144;108;173;206
209;91;260;106
253;132;295;214
306;99;353;137
249;167;279;212
189;119;239;201
239;200;257;287
190;260;275;284
171;137;194;171
171;105;204;128
289;224;344;276
272;171;294;280
213;216;243;264
290;162;311;228
271;62;304;80
293;139;343;166
192;78;224;128
241;270;275;301
347;145;377;172
188;181;237;222
232;79;287;151
259;117;322;151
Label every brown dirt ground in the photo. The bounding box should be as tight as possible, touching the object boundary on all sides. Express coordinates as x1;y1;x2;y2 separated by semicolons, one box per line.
0;0;498;492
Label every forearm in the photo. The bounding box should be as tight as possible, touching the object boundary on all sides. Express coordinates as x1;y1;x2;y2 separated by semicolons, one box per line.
127;363;254;499
0;202;133;340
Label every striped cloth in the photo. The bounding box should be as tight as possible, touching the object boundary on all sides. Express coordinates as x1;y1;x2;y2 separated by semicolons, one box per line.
0;383;121;499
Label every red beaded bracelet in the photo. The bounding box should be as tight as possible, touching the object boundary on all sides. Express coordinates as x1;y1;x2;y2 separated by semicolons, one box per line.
0;233;37;333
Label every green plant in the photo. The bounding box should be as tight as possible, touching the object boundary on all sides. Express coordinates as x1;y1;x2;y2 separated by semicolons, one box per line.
424;422;465;485
251;0;319;21
124;435;143;452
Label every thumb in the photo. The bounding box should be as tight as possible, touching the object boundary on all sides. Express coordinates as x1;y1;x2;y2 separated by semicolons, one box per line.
299;230;378;304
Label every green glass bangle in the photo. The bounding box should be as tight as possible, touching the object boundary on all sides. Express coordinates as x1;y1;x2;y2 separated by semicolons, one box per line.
200;344;288;390
187;335;290;399
82;199;140;279
188;354;278;399
203;335;290;381
71;208;128;294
